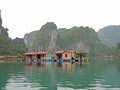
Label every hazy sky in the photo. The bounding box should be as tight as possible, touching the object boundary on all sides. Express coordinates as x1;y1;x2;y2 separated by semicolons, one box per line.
0;0;120;39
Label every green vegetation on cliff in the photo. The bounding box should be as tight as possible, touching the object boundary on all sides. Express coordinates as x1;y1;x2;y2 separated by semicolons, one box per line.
0;36;25;55
111;42;120;57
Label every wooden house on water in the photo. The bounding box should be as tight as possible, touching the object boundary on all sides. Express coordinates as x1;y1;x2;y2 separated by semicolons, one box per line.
55;50;89;62
75;41;90;61
24;51;47;60
75;52;89;61
55;50;75;60
24;52;36;60
36;52;47;60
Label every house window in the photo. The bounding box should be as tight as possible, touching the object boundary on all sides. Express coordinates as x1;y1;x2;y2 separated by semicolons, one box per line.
65;54;67;58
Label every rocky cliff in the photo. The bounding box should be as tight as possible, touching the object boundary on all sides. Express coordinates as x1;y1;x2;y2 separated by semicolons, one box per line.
24;31;38;51
32;22;58;53
0;11;8;37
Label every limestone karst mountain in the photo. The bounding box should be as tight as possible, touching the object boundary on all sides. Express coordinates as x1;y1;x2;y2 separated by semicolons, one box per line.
24;22;110;56
98;25;120;47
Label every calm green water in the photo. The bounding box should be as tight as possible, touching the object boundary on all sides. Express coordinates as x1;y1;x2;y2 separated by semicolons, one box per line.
0;59;120;90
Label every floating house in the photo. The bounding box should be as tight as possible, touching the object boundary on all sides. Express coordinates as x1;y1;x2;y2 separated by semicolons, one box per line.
55;50;75;60
24;51;47;60
76;52;89;61
36;52;47;60
24;52;36;60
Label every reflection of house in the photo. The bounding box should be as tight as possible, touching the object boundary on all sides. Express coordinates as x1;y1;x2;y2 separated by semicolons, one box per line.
55;62;74;71
24;62;46;71
62;62;74;71
24;51;47;60
55;50;75;60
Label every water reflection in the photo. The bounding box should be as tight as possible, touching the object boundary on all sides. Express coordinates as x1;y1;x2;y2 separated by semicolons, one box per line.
24;62;46;71
0;60;120;90
55;62;75;72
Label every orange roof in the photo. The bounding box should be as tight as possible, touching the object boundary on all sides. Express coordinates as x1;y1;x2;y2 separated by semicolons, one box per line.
24;51;47;55
24;52;35;55
67;50;74;53
36;51;47;54
56;50;64;54
56;50;74;54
